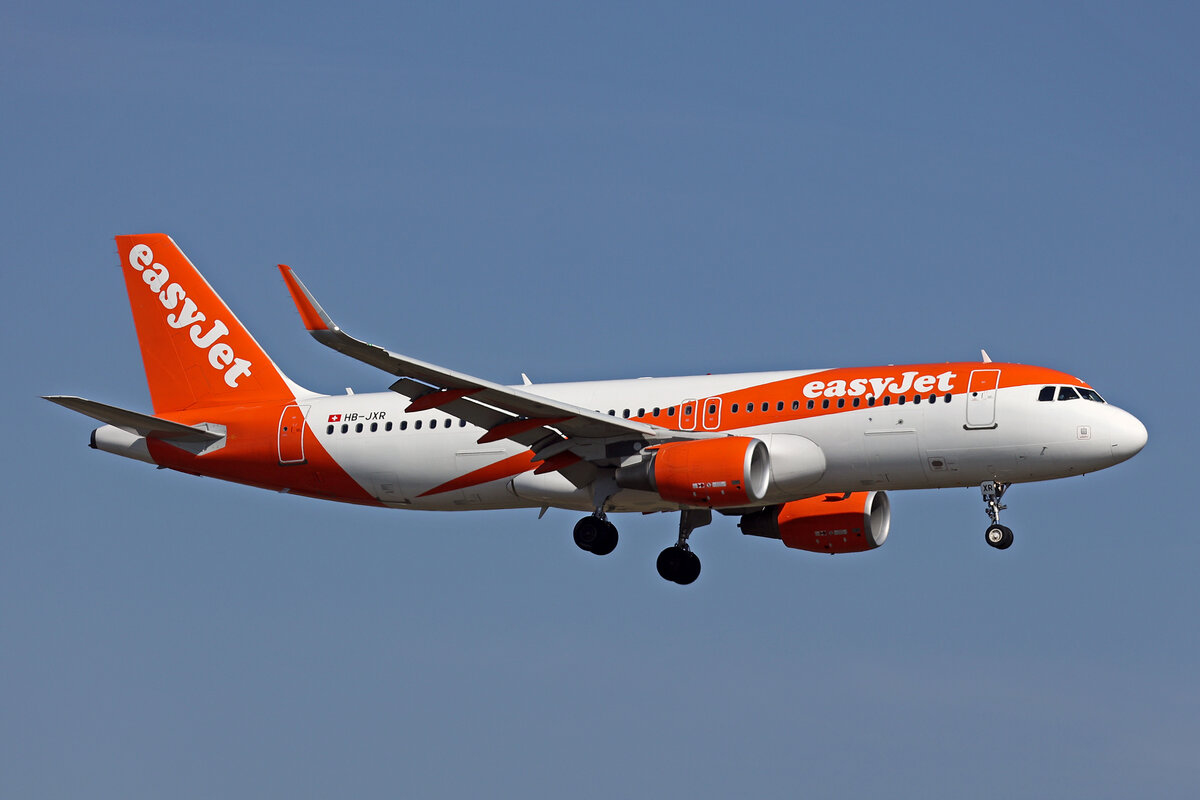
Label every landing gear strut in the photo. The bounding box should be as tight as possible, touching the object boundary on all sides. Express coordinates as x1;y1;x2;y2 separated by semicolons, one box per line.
573;513;618;556
657;509;711;585
980;481;1014;550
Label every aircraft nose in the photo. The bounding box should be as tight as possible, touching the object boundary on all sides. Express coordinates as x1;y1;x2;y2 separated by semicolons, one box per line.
1110;408;1148;464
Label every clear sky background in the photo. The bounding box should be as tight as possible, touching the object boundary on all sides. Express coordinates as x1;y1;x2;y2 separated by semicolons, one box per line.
3;2;1196;797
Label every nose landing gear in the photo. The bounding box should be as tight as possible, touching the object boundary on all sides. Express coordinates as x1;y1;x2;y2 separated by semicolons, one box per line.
656;509;711;585
980;481;1014;550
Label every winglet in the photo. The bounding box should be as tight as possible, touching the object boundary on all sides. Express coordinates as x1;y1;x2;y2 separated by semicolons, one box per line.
279;265;337;333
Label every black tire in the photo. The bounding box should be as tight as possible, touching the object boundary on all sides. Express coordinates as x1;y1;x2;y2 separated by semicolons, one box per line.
985;524;1014;550
656;546;684;582
591;520;619;556
573;516;602;552
675;549;702;585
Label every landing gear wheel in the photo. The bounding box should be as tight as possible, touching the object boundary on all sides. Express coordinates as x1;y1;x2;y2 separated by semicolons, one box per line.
574;516;618;555
656;546;701;585
985;523;1014;550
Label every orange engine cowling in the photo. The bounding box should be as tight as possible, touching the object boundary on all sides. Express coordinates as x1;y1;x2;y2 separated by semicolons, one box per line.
615;437;770;508
739;491;890;553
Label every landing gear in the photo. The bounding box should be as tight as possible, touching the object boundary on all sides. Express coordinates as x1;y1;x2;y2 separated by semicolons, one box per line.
657;509;711;585
985;523;1014;550
573;514;618;556
980;481;1014;550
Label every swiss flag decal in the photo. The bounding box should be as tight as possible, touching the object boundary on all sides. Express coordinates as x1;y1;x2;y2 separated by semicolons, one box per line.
328;414;342;422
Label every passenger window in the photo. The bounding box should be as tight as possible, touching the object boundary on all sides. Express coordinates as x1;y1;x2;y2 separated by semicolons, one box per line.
400;421;408;431
792;400;799;410
882;397;891;406
852;398;860;408
868;397;876;407
386;422;393;431
898;396;906;405
837;398;845;408
638;408;645;417
807;400;814;410
746;403;754;413
822;399;830;409
341;424;348;434
415;420;422;430
326;424;334;435
356;423;363;432
777;401;784;411
1058;386;1080;401
732;403;739;413
1038;386;1055;402
913;395;921;405
943;394;951;403
708;404;716;414
762;402;769;412
683;405;692;416
652;408;661;417
371;422;378;432
460;419;467;427
444;419;452;428
668;407;675;417
623;409;630;418
608;410;615;416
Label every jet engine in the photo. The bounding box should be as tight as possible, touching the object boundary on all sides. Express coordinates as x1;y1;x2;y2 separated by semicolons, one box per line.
615;436;770;508
739;491;890;553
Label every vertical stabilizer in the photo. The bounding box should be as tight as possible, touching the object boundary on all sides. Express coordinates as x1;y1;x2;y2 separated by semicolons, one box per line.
116;234;300;413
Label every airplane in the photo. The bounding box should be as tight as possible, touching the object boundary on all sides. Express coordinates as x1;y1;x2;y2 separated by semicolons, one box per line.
46;234;1148;584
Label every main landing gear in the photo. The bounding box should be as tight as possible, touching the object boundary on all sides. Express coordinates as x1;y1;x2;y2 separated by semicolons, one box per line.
980;481;1014;550
656;509;711;586
573;513;618;556
571;507;710;585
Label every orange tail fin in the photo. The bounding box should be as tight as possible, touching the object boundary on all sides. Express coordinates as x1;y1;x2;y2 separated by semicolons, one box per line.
116;234;301;413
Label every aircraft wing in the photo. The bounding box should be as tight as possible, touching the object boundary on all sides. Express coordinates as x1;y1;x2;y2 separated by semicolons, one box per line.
43;395;224;441
278;266;677;460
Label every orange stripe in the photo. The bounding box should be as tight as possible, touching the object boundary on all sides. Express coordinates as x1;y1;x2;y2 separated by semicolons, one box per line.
418;451;536;497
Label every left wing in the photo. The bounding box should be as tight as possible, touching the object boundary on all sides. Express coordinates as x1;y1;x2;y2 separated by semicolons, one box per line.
278;266;690;469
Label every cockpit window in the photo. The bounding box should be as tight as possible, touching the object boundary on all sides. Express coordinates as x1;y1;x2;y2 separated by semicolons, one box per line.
1058;386;1081;401
1078;387;1106;403
1038;386;1055;402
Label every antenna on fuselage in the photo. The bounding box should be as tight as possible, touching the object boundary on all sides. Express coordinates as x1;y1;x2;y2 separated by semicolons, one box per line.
981;349;993;363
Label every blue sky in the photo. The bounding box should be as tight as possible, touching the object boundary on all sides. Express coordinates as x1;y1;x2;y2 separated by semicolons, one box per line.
3;2;1197;797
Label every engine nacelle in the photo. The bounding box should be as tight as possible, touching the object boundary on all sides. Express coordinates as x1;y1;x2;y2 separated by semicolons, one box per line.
615;436;770;508
739;491;890;553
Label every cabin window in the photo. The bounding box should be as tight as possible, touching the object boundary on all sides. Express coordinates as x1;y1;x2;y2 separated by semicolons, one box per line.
708;403;717;414
943;394;952;403
608;409;615;416
913;395;921;405
341;423;349;434
622;409;630;418
668;407;676;417
837;398;845;408
852;398;860;408
792;400;800;410
882;397;891;406
370;422;378;432
732;403;739;413
776;401;784;411
386;421;393;431
326;425;334;435
415;420;422;430
355;423;363;432
746;403;754;413
822;399;830;409
400;421;408;431
652;408;661;416
1038;386;1055;402
868;396;876;407
761;402;769;412
897;395;906;406
807;400;814;410
638;408;646;417
460;419;467;427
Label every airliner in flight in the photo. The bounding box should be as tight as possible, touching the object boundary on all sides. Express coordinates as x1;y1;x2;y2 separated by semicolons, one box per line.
46;235;1148;584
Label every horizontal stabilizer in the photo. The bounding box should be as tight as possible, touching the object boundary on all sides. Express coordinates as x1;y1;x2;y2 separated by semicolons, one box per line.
43;396;224;441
